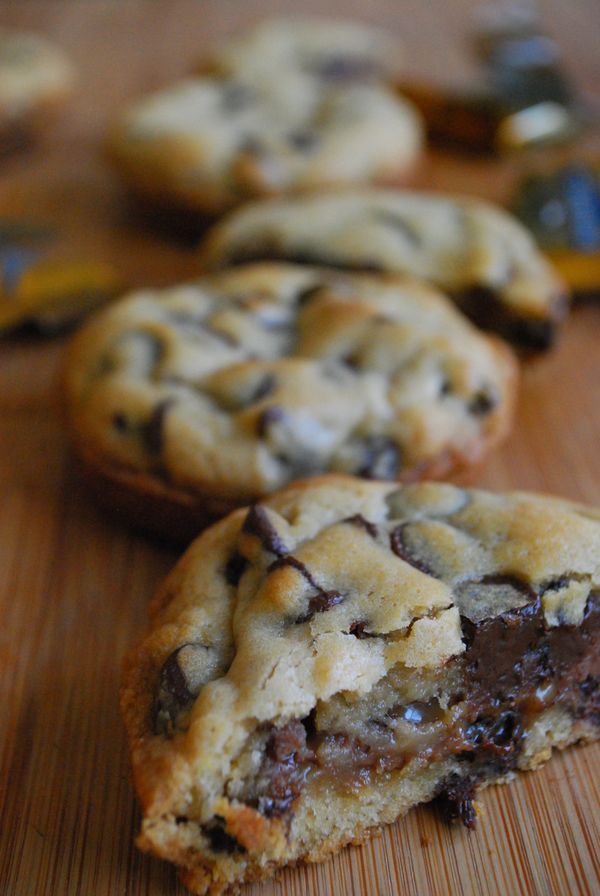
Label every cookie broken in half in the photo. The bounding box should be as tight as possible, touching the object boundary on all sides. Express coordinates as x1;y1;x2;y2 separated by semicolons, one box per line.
121;476;600;895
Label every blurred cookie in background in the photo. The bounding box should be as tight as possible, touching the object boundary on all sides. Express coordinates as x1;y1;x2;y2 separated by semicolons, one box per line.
202;17;400;84
0;30;74;156
107;73;422;217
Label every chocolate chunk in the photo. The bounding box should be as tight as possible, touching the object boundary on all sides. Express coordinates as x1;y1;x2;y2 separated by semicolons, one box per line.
295;589;345;624
344;514;378;538
296;283;325;306
249;373;276;404
153;642;207;735
112;412;129;432
202;818;245;854
224;551;248;586
314;55;379;82
434;773;477;828
348;620;378;639
465;710;523;755
256;405;287;437
141;398;174;455
375;210;422;246
221;82;256;112
253;720;314;817
287;130;318;152
468;389;497;415
390;523;434;575
242;505;288;556
456;285;559;350
268;554;344;623
358;436;401;480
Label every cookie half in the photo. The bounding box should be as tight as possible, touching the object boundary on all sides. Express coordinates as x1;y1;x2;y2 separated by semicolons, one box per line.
198;188;568;348
121;476;600;895
62;263;517;541
202;17;399;84
107;76;422;216
0;30;73;148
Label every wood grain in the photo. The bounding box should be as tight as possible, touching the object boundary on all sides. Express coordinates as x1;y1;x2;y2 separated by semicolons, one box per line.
1;3;599;895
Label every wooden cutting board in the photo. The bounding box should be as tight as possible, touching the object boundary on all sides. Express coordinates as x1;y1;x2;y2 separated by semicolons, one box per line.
1;2;599;895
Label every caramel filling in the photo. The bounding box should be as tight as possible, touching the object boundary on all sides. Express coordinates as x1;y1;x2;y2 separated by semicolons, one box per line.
245;593;600;823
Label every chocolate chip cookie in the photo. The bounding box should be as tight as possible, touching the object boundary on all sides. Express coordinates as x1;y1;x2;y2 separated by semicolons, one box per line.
203;17;399;84
121;475;600;895
0;30;73;150
62;263;516;541
107;75;422;216
198;188;568;348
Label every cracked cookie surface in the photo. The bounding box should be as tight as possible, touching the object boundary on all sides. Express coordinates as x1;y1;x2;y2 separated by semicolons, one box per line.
62;263;516;540
108;73;422;215
198;188;568;348
121;476;600;895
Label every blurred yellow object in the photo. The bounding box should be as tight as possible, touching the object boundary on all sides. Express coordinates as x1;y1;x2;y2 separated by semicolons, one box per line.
547;250;600;297
0;255;122;334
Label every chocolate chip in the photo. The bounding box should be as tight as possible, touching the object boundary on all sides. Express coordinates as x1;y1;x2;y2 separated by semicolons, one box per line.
141;398;174;455
390;523;435;576
296;284;325;306
253;720;314;817
468;390;497;416
440;377;453;397
202;818;245;854
221;82;256;112
256;404;287;437
287;130;318;152
348;620;378;639
249;373;276;404
224;551;248;586
112;412;129;432
315;55;379;82
242;505;288;556
295;589;345;624
358;436;401;480
375;210;422;246
434;773;478;828
344;514;378;538
153;642;207;735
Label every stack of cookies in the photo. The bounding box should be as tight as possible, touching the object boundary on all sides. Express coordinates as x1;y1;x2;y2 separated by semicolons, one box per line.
59;17;598;896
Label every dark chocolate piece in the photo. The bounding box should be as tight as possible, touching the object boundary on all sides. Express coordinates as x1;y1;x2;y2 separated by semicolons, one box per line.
141;398;174;455
468;389;498;415
389;523;434;575
287;131;318;152
375;210;422;246
224;551;248;586
344;514;378;539
314;56;380;82
202;818;246;854
253;720;314;817
358;435;401;480
256;405;287;437
242;505;288;557
154;642;206;735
